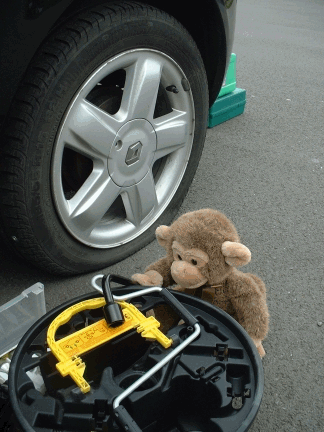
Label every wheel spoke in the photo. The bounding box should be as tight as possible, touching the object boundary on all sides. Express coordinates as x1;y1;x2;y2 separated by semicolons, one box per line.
121;171;158;227
68;169;121;234
64;99;122;159
152;109;191;161
120;57;163;121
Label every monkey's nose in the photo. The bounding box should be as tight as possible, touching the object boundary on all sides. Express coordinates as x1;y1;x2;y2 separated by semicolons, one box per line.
171;261;205;287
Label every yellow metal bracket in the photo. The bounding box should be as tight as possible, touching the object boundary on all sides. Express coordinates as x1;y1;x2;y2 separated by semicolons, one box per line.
47;298;172;393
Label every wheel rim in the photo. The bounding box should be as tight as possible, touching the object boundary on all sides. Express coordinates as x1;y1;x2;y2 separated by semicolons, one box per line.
52;49;195;248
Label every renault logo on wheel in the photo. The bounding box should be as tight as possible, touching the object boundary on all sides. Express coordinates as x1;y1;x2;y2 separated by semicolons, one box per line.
125;141;142;165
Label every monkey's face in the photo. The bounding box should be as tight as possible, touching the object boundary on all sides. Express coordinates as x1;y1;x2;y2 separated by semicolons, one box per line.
155;212;252;289
170;241;209;289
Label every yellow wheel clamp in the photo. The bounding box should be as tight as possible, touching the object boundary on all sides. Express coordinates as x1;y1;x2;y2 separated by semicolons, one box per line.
47;297;173;394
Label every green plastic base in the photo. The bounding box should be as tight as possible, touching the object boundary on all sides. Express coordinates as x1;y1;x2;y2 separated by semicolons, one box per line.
208;88;246;128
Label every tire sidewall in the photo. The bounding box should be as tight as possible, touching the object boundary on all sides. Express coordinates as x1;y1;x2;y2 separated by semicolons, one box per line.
25;9;208;271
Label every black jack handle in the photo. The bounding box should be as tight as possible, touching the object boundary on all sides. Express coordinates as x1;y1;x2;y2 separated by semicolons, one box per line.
101;274;126;327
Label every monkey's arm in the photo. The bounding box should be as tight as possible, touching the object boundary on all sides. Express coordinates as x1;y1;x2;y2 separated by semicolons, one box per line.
145;257;175;287
226;270;269;342
132;257;175;287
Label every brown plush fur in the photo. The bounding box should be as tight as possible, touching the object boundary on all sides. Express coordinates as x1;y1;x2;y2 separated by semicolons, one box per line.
132;209;269;357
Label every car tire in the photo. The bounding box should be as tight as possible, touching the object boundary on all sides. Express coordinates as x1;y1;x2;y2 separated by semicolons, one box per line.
0;1;208;275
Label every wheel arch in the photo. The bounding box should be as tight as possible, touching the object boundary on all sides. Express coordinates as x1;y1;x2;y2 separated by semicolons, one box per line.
146;0;229;107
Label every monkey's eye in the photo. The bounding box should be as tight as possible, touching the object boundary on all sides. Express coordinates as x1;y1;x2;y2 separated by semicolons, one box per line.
177;254;182;261
191;259;198;266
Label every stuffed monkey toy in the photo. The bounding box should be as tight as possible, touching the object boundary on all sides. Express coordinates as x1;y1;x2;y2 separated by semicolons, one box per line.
132;209;269;358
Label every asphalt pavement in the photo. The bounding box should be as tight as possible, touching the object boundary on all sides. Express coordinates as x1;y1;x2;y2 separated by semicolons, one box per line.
0;0;323;431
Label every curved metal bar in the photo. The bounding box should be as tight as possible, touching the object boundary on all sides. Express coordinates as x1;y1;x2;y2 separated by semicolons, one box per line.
91;274;163;300
113;322;201;410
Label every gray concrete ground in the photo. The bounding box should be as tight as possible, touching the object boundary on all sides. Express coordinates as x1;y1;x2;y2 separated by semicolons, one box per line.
1;0;324;430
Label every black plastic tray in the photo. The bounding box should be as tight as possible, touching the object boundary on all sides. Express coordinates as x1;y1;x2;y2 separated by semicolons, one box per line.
8;284;264;432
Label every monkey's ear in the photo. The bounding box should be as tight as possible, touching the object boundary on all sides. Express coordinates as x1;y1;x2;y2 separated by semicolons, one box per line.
221;241;251;267
155;225;173;249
